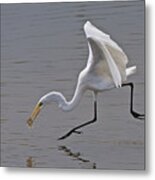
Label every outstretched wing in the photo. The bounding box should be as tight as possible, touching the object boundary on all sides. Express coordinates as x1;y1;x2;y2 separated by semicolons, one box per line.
84;21;128;87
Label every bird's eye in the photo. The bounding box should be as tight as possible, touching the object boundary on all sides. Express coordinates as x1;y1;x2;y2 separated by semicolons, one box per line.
39;102;43;107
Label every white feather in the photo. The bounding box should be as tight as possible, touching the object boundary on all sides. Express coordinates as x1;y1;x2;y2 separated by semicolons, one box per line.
84;21;129;87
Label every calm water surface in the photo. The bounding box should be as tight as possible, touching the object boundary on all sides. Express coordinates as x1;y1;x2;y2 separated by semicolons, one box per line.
1;1;145;169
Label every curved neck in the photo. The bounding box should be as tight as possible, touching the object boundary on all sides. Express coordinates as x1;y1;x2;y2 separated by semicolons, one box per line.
42;83;85;112
65;83;84;111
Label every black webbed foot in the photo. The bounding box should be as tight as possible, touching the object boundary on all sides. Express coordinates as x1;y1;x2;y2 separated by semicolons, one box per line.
74;130;83;134
122;83;145;121
58;129;83;140
131;111;145;120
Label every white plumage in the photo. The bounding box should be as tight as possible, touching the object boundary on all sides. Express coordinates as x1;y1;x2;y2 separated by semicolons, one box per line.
83;21;131;89
27;21;141;134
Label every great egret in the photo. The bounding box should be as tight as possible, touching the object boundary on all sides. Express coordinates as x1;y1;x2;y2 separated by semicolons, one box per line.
27;21;145;140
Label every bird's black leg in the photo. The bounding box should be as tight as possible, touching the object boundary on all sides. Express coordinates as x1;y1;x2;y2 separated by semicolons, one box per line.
122;82;145;120
58;100;97;140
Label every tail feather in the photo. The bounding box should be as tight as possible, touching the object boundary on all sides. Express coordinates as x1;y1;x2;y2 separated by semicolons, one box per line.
126;66;136;77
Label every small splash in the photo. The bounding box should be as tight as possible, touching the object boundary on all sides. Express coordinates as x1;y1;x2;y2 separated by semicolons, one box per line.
58;145;96;169
59;146;81;158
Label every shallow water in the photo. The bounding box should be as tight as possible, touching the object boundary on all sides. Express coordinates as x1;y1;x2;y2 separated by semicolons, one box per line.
1;1;145;169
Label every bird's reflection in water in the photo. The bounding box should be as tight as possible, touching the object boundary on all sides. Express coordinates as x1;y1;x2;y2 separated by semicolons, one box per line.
58;145;96;169
26;157;35;168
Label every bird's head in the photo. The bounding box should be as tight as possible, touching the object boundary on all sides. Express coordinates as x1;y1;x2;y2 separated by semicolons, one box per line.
27;91;67;127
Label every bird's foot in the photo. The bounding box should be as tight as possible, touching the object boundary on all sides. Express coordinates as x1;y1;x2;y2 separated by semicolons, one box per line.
74;130;83;134
58;129;83;140
132;111;145;120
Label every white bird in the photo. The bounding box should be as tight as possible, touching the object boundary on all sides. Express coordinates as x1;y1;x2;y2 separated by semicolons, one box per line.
27;21;144;140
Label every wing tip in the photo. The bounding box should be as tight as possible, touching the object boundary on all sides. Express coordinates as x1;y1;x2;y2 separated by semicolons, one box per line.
84;20;92;30
126;66;137;77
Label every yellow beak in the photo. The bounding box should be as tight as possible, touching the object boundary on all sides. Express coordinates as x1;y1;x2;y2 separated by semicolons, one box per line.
27;103;42;127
